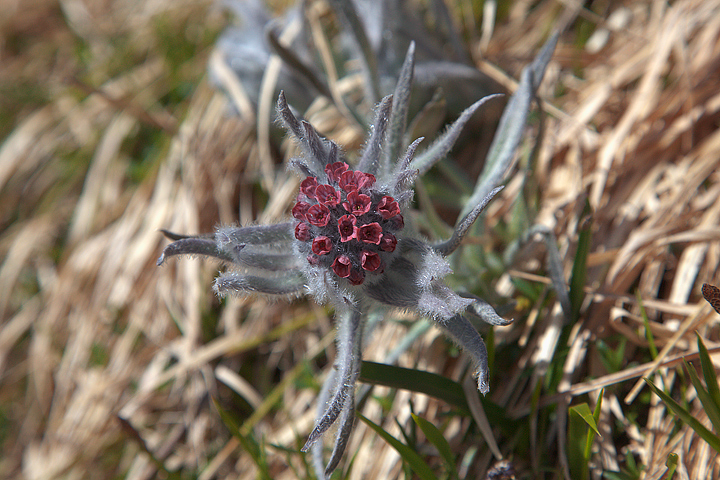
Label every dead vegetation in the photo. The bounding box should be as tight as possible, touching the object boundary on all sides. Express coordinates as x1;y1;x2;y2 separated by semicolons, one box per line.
1;0;720;479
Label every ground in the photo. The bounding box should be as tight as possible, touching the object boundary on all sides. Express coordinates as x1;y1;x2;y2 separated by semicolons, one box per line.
1;1;720;479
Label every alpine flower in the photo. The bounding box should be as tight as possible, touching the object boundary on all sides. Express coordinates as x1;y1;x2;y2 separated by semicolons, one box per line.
155;35;561;475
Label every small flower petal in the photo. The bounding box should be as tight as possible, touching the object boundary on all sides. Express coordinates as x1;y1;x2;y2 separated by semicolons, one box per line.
295;222;311;241
306;204;331;227
300;177;318;198
348;268;365;285
331;255;352;278
387;214;404;231
339;171;376;192
324;162;349;183
292;201;310;220
357;222;383;244
360;173;376;190
377;196;400;219
315;184;340;206
312;236;332;255
337;215;357;242
342;191;371;216
379;233;397;252
339;171;358;192
361;251;381;271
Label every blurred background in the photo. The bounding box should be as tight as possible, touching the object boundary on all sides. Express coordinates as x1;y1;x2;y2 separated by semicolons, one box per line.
2;0;720;479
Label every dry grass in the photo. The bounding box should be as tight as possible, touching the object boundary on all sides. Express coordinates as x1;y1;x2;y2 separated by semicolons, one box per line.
2;0;720;479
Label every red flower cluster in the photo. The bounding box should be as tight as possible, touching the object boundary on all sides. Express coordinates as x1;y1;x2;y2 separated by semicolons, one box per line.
293;162;404;285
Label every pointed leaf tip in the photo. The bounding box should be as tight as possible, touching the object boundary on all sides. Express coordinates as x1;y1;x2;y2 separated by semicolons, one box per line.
410;93;503;176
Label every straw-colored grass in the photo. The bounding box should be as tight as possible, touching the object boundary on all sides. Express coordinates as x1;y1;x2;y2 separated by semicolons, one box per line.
2;0;720;479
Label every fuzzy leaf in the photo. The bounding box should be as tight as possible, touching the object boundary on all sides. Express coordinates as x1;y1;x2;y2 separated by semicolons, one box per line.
357;95;393;175
323;382;356;477
214;272;305;296
301;120;330;172
232;248;300;271
328;0;380;103
531;224;572;320
157;237;234;265
382;41;415;178
216;223;293;246
310;368;338;477
434;185;504;257
463;294;512;326
276;92;326;177
410;93;503;176
302;308;362;452
438;314;490;394
265;24;332;100
461;32;558;219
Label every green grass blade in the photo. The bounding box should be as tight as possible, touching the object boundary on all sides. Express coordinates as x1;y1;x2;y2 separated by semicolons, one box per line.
645;378;720;453
411;413;459;480
117;416;183;480
570;403;600;436
359;361;469;413
684;359;720;434
568;396;604;480
569;200;591;321
213;398;272;480
586;391;604;459
636;291;658;359
568;403;591;480
357;412;438;480
696;333;720;409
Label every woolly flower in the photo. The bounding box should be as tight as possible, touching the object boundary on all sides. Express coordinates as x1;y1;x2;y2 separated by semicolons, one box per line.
156;41;539;478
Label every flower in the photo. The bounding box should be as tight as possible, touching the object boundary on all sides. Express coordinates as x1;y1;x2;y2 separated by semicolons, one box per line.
291;165;395;284
154;38;551;477
377;195;400;219
342;191;371;216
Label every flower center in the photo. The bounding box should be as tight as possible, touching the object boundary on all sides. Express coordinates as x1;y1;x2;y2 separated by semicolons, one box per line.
293;162;403;285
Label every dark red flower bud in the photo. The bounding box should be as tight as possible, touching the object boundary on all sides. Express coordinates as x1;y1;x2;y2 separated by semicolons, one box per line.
300;177;318;198
359;172;376;190
324;162;349;183
339;171;358;192
295;222;311;241
361;251;381;271
387;214;404;230
292;201;310;220
379;233;397;252
306;204;331;227
377;196;400;219
339;171;377;192
343;190;371;216
357;222;383;244
331;255;352;278
315;184;340;206
347;268;365;285
337;215;357;242
311;236;332;255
